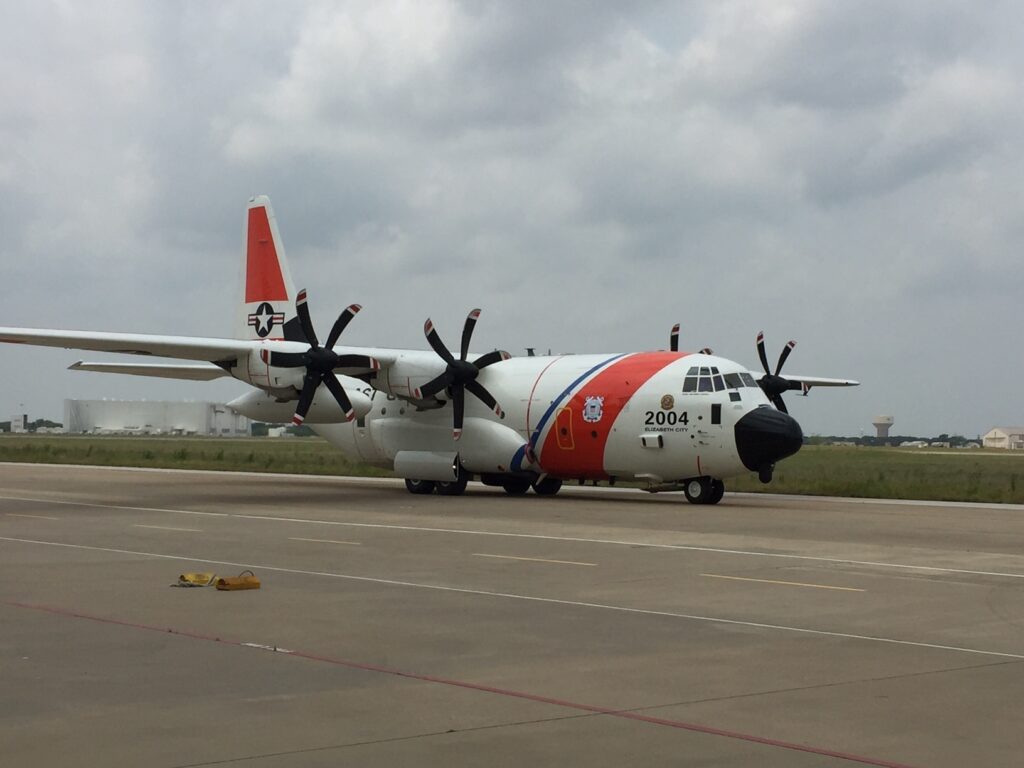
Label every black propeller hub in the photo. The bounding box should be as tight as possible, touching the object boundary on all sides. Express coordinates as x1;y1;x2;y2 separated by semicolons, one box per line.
755;331;798;413
265;291;378;425
450;359;479;384
307;347;339;373
419;310;510;440
758;373;792;400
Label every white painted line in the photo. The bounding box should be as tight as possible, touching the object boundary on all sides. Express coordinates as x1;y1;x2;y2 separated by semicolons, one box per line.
289;537;361;546
3;493;1023;581
241;642;294;654
132;524;202;533
0;495;228;517
473;553;597;567
6;513;60;521
701;573;865;592
1;535;1022;662
227;515;1024;581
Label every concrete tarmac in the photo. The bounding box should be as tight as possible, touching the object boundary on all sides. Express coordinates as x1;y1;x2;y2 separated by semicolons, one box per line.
2;463;1023;767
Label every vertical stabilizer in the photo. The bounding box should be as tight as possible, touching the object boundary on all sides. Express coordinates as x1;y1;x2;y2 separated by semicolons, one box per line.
237;196;305;342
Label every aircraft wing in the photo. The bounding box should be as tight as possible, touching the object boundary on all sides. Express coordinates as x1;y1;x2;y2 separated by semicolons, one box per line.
0;328;255;362
68;361;231;381
785;374;860;391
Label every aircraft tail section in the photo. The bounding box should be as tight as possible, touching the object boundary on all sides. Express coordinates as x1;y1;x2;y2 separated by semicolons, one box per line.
237;196;305;342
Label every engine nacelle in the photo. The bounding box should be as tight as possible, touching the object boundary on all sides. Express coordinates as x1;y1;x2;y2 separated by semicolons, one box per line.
372;355;447;401
227;383;372;424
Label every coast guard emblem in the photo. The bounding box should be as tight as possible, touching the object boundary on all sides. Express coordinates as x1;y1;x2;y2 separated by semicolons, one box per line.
661;394;675;410
583;396;605;423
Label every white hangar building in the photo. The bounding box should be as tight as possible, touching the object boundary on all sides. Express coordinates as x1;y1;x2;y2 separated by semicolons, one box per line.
64;400;250;436
982;427;1024;450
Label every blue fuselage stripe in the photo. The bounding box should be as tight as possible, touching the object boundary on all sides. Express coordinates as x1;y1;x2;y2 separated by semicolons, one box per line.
528;353;631;451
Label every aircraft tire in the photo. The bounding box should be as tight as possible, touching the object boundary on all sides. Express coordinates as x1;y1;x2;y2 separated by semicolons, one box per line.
436;475;469;496
684;477;713;504
404;478;436;495
502;478;531;496
532;477;563;496
706;479;725;505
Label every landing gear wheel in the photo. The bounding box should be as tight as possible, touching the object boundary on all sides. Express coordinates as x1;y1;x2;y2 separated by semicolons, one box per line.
532;477;563;496
501;477;531;496
706;479;725;505
436;466;469;496
684;476;717;504
404;478;436;495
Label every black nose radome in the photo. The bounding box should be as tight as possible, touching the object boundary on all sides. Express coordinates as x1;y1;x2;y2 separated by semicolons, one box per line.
735;407;803;474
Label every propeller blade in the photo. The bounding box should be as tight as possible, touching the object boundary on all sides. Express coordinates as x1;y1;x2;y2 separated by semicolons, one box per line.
416;373;449;400
775;340;796;375
424;319;458;367
771;394;789;414
451;386;465;440
325;304;361;350
670;323;680;352
465;379;503;417
321;373;355;420
473;350;510;369
333;354;379;371
296;289;319;348
756;331;770;375
460;309;481;361
292;372;320;425
268;350;308;368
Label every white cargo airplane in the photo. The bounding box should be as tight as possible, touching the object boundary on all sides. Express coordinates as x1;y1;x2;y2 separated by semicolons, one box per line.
0;197;857;503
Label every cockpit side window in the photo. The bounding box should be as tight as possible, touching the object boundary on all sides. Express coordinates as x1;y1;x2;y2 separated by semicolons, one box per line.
723;373;743;389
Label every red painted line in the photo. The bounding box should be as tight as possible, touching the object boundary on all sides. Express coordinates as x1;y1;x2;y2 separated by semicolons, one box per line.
4;600;920;768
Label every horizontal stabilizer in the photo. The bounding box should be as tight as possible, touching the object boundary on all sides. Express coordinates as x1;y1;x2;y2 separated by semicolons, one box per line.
69;361;230;381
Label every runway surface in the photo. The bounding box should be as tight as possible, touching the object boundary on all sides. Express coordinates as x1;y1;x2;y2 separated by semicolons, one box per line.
2;462;1023;767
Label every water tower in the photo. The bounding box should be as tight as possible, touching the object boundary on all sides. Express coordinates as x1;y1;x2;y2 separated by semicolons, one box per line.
872;415;894;440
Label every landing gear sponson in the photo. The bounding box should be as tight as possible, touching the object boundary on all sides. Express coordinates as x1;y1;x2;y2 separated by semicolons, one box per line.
403;473;564;497
402;473;728;502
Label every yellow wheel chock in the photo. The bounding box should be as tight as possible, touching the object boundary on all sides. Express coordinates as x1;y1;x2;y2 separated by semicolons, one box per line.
176;572;217;587
215;570;261;591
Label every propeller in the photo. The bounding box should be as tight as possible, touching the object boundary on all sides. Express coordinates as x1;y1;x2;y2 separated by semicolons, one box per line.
755;331;800;413
263;289;379;425
416;309;510;440
670;324;712;355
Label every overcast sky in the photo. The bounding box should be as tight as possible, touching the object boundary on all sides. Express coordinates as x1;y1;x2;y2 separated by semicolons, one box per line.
2;1;1022;437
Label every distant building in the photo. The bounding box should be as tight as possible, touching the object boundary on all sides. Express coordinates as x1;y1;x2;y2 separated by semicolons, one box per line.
10;414;27;433
63;400;250;436
982;427;1024;450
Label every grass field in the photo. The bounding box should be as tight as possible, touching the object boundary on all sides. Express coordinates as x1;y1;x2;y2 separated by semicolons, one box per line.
0;435;391;478
2;435;1023;504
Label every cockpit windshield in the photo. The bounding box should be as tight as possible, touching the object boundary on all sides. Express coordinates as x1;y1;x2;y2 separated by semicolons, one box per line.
683;367;758;393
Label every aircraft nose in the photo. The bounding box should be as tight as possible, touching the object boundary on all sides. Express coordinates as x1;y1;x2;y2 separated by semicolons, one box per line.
734;407;803;479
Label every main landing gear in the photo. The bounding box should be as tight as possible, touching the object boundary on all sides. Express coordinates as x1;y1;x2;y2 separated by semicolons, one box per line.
403;473;564;497
404;463;472;496
683;476;725;505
